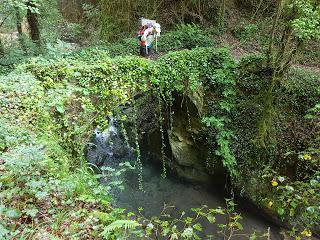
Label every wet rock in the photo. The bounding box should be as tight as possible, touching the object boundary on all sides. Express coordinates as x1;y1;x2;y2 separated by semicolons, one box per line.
187;86;204;115
172;163;211;183
119;91;225;183
168;128;202;168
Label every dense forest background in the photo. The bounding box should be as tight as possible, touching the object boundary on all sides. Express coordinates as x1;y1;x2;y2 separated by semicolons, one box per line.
1;0;319;62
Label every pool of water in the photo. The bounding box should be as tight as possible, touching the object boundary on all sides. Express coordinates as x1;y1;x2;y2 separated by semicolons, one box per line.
87;120;282;239
111;161;282;239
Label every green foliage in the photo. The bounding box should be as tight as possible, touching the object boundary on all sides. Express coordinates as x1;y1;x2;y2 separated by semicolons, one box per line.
289;0;320;41
201;55;237;177
0;48;30;75
23;45;319;199
233;54;320;235
297;40;320;65
0;0;66;70
158;24;215;52
266;172;320;236
0;129;113;238
0;121;31;151
1;0;39;14
0;24;215;73
235;54;319;163
97;0;219;41
236;54;270;93
253;0;319;149
0;51;264;237
281;67;320;114
132;200;268;239
232;22;259;42
106;38;139;57
101;220;141;239
0;67;114;238
23;47;238;177
237;55;319;113
202;116;237;177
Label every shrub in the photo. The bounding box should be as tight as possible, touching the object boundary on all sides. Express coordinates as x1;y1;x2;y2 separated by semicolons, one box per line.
158;24;215;52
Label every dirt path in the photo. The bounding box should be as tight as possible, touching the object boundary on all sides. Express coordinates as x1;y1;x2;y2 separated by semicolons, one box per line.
292;64;320;74
214;33;320;74
142;34;320;75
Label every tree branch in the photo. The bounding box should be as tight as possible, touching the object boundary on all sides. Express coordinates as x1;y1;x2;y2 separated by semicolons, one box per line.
0;13;12;29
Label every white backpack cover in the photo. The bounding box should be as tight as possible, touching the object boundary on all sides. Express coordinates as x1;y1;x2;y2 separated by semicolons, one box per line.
141;18;156;27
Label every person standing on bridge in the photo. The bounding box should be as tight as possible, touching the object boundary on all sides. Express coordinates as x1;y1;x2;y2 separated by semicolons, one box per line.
138;19;161;57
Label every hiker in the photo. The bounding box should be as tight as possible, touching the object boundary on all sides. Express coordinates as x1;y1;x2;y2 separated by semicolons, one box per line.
138;19;161;57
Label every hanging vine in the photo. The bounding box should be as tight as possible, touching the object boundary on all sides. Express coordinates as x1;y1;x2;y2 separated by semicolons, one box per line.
132;98;144;191
151;47;238;177
157;89;167;178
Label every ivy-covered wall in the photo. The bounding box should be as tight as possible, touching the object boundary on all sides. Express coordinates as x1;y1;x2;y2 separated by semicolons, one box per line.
26;48;320;230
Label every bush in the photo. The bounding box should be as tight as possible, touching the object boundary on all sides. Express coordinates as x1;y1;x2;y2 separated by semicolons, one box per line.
0;48;29;75
280;67;320;114
106;38;139;57
158;24;215;52
232;22;258;42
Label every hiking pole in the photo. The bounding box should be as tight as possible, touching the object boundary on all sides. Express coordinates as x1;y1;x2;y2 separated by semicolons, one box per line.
155;34;158;52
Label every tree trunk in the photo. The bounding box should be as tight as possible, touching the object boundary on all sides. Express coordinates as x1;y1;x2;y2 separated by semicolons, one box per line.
0;38;4;56
26;0;41;45
250;0;264;22
15;9;27;51
218;0;226;30
268;0;283;66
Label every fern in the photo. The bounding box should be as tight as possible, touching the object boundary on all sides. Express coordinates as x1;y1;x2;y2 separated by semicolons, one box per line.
101;220;141;238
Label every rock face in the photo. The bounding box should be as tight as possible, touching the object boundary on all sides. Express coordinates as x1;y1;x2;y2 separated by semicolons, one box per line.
124;91;224;184
168;127;212;182
166;103;211;183
169;128;199;167
86;90;225;184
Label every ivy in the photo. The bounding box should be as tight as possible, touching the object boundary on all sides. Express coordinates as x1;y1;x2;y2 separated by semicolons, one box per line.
24;47;239;178
204;56;237;177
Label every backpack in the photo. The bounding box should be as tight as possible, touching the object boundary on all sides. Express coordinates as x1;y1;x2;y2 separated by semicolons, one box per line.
137;25;148;46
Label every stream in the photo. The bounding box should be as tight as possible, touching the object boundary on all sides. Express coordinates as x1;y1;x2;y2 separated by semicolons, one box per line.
86;117;282;239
